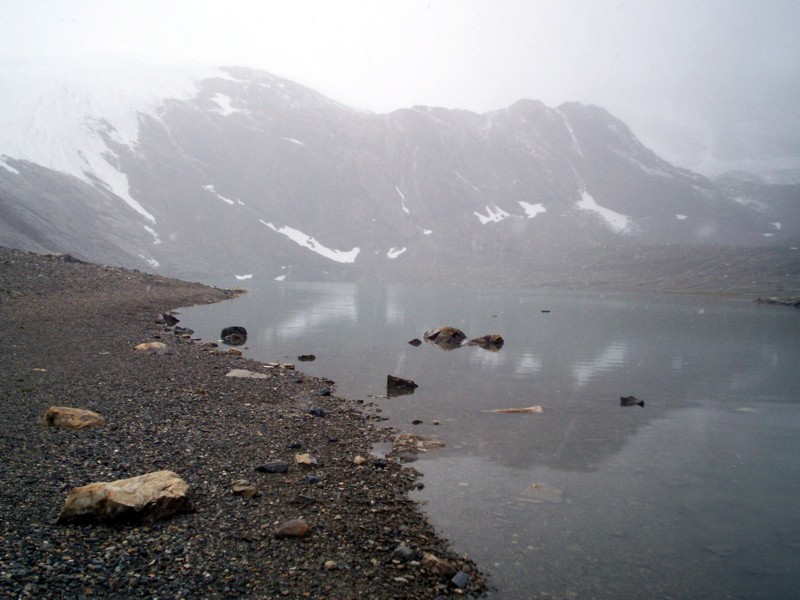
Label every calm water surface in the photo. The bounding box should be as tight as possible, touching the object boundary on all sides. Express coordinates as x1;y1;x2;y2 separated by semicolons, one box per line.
178;283;800;599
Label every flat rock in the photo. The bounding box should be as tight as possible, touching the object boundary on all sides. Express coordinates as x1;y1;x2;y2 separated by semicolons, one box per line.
391;432;445;455
57;470;194;524
231;480;259;498
42;406;106;429
226;369;269;379
134;341;166;352
255;461;290;474
483;405;542;414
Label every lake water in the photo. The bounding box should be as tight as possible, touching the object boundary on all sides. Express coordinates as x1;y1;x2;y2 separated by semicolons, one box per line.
177;282;800;599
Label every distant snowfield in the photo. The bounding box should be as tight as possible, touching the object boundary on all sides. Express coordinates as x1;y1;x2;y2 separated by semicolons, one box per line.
519;201;546;218
260;220;360;263
0;58;225;224
576;190;630;233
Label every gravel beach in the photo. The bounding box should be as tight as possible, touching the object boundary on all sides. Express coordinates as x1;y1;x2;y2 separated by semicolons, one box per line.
0;247;487;599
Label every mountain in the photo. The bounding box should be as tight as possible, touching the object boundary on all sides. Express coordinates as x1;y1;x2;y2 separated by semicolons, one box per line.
0;60;798;290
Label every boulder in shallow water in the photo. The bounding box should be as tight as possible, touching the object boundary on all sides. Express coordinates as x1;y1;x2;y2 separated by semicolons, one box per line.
467;334;504;350
42;406;106;429
387;375;418;397
57;470;194;524
221;326;247;346
423;326;467;349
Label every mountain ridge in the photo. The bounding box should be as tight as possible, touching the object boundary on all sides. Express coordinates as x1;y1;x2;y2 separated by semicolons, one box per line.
0;61;797;290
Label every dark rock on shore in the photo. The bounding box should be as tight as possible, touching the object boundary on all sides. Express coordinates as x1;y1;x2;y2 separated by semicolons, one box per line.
756;296;800;308
0;246;487;598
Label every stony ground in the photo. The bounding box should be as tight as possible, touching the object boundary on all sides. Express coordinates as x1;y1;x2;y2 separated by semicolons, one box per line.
0;247;487;599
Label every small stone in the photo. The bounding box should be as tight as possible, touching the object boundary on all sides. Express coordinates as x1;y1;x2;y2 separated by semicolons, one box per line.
394;543;416;561
324;560;337;570
314;388;331;396
412;419;423;425
408;338;422;346
295;453;317;466
353;455;367;465
372;458;388;469
231;481;259;498
451;570;470;589
298;354;316;361
255;461;289;474
275;519;308;538
302;475;320;485
308;407;326;418
422;552;458;577
228;348;243;356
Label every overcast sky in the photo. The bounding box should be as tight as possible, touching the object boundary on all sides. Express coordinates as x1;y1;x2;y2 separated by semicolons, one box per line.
2;0;799;175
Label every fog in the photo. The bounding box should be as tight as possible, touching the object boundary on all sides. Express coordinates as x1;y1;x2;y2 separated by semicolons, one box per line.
2;0;799;176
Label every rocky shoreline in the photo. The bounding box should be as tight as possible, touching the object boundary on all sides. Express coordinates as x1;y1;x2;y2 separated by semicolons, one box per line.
0;247;487;598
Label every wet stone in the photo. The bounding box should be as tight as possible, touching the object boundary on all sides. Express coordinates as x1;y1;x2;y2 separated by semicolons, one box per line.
255;461;289;474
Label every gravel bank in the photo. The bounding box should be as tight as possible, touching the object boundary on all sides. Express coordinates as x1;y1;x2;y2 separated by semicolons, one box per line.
0;247;487;599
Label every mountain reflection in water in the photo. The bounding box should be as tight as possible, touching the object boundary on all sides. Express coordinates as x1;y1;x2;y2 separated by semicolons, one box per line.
178;282;800;599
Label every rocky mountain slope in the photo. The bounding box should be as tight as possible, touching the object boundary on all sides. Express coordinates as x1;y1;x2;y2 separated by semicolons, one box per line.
0;61;797;288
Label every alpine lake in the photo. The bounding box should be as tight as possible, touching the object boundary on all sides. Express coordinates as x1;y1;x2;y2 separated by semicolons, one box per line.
177;281;800;599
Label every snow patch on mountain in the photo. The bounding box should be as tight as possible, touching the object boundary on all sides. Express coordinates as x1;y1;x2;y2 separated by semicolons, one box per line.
676;214;688;220
203;184;237;205
396;187;410;214
475;205;511;224
260;220;360;263
0;157;19;174
144;225;161;244
210;93;239;116
282;138;305;146
235;273;253;280
455;171;480;192
519;202;546;218
387;247;407;259
576;191;630;233
0;58;224;223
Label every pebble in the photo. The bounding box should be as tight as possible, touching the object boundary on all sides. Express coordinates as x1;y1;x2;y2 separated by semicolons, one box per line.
255;461;290;474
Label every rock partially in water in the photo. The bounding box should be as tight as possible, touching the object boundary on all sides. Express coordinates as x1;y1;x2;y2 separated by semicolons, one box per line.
158;313;180;327
42;406;105;429
387;375;418;397
483;405;542;414
423;326;467;350
467;334;505;351
422;552;459;577
620;395;645;407
298;354;316;361
220;326;247;346
57;470;194;524
451;570;470;589
391;433;445;456
408;338;422;347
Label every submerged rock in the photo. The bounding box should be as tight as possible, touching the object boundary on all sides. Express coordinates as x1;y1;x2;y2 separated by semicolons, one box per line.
467;334;505;350
57;470;194;524
620;395;645;407
42;406;106;429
